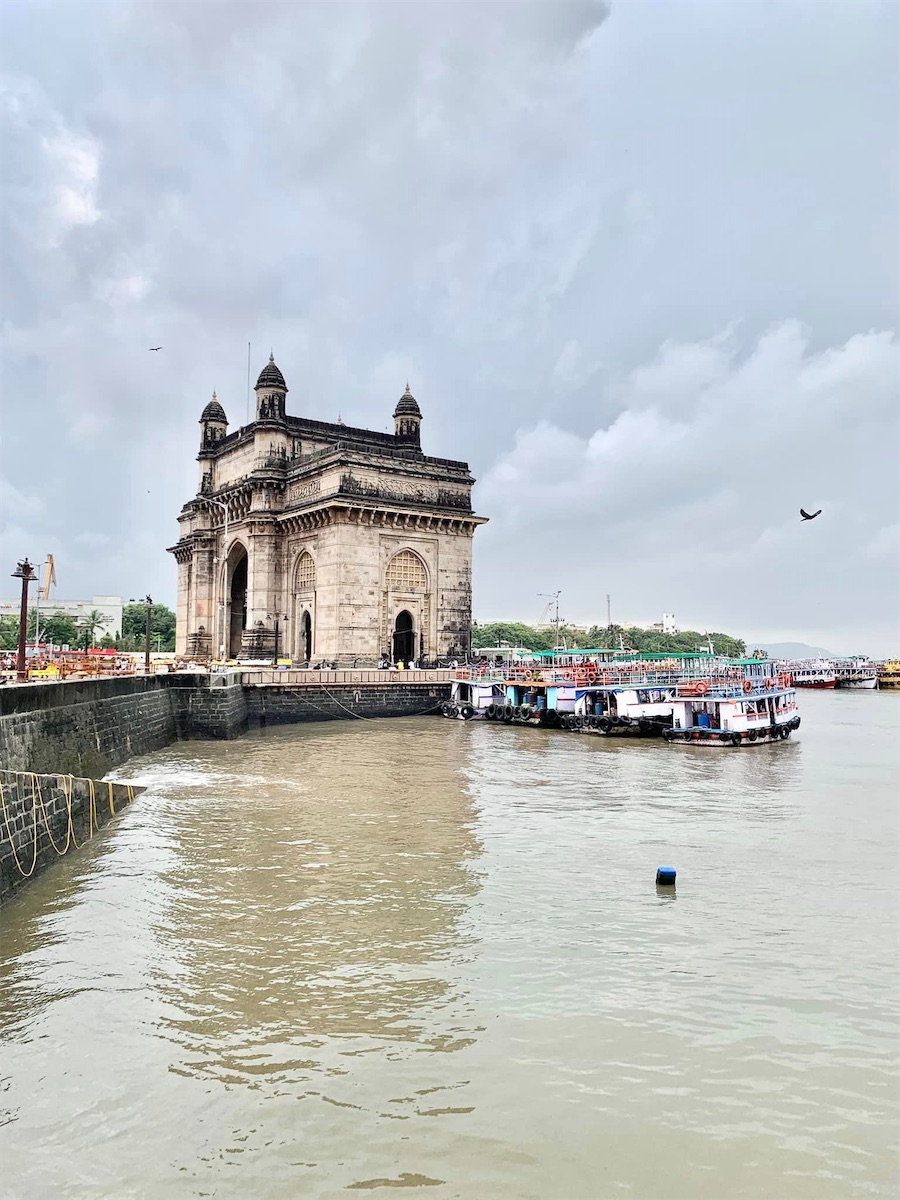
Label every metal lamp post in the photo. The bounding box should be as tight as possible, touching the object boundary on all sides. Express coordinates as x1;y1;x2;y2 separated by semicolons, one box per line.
207;497;230;661
128;595;153;673
11;559;36;681
267;611;288;666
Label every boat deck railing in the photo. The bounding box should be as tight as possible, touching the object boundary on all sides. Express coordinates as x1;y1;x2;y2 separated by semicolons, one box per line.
454;667;791;695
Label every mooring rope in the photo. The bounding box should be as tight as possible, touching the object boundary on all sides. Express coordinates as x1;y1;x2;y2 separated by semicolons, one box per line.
0;774;137;879
310;681;446;721
0;777;38;878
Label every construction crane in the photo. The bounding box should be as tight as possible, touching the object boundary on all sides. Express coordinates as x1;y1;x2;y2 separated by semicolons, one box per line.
536;598;555;628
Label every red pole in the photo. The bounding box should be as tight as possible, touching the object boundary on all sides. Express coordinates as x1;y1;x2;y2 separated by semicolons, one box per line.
12;559;36;682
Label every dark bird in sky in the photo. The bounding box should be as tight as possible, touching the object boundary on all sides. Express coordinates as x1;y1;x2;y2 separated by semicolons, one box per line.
148;346;162;351
800;508;822;521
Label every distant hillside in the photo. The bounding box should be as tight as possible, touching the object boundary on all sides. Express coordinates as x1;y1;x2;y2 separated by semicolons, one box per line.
750;641;835;660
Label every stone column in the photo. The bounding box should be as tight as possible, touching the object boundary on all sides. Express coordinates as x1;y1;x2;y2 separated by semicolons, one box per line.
242;516;280;656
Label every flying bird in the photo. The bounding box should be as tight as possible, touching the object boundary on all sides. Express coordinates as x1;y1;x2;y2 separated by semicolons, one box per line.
800;508;822;521
148;346;162;351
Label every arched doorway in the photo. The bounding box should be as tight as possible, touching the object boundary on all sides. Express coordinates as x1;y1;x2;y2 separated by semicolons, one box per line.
393;610;415;664
301;610;312;662
228;548;248;658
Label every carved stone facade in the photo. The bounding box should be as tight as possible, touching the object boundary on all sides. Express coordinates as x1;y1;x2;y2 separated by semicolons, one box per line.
169;358;486;663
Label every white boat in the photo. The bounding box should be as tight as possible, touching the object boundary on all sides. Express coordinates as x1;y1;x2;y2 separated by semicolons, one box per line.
833;657;878;690
785;659;836;689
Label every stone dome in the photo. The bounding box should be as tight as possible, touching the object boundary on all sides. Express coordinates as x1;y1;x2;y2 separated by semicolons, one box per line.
200;392;227;423
255;352;287;391
394;383;421;418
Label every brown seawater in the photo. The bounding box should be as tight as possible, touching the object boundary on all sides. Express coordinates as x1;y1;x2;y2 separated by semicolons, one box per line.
1;689;898;1198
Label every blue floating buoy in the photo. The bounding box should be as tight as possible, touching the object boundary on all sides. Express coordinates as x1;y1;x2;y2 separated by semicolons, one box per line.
656;866;676;886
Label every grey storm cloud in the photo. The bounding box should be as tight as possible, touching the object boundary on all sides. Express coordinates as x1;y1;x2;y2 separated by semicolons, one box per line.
0;0;897;653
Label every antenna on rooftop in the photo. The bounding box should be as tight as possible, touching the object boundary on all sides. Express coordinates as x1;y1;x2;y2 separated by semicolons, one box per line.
246;341;251;424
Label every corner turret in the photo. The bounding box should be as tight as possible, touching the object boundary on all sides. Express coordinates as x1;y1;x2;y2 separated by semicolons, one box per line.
255;352;288;422
199;391;228;450
393;383;421;447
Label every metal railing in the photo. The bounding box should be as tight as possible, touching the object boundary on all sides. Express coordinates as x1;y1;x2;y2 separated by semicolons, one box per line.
240;668;454;686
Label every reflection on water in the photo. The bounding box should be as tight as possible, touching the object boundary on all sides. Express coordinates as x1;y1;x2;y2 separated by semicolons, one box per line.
1;692;898;1199
153;726;482;1089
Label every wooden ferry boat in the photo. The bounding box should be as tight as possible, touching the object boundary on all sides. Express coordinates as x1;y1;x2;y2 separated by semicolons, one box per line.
877;660;900;690
444;652;800;747
785;660;836;689
832;657;878;690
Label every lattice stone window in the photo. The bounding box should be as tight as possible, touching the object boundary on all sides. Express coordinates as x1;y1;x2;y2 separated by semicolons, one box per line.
387;550;427;592
296;551;316;590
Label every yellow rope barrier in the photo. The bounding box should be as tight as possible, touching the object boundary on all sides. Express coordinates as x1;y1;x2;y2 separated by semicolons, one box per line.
0;777;38;878
58;774;81;851
87;778;97;838
32;772;71;856
1;773;137;879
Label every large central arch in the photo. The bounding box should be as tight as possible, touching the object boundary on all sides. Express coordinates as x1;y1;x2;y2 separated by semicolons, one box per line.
226;544;248;658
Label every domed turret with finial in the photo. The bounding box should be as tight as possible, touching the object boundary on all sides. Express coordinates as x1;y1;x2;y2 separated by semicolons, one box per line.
393;382;421;446
255;352;288;422
199;390;228;450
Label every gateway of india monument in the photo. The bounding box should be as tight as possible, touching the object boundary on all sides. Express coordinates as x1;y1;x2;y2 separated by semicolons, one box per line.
169;354;487;664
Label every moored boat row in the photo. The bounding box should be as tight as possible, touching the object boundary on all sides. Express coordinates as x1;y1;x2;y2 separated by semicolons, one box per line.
783;656;879;689
443;651;800;748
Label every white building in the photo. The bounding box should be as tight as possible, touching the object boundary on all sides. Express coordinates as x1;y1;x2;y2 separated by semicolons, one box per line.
0;594;123;639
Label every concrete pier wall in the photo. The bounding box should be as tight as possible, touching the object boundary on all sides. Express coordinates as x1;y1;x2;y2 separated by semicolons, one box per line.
0;672;451;776
244;681;446;727
0;769;143;901
0;677;176;778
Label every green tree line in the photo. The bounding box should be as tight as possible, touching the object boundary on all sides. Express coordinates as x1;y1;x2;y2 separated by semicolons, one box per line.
0;603;177;652
472;621;746;658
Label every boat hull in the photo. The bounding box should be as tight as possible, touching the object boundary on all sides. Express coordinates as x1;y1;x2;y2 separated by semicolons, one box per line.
836;677;877;690
793;679;836;689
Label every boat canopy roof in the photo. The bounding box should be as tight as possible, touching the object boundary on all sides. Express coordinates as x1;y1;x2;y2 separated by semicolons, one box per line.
532;649;719;661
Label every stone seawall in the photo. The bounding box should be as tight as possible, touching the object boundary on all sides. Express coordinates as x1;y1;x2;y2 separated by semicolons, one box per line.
0;674;248;777
0;676;176;778
0;769;143;901
167;674;249;740
244;681;447;727
0;673;450;777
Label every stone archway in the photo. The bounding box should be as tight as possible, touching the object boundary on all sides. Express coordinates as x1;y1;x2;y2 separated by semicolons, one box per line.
393;610;415;664
227;546;248;658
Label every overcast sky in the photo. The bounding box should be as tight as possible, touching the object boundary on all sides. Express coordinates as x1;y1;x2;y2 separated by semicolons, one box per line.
1;0;897;654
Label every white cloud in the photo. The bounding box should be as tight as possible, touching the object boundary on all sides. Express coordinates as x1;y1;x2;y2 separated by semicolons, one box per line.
477;322;900;651
42;132;100;231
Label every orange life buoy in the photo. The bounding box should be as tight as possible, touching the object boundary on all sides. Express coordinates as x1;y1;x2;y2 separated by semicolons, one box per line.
585;667;597;683
765;678;773;690
695;681;709;696
742;680;753;694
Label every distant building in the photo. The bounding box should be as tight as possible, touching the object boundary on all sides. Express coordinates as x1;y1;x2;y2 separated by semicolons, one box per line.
169;355;487;662
0;594;123;639
651;612;679;635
